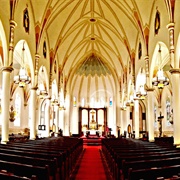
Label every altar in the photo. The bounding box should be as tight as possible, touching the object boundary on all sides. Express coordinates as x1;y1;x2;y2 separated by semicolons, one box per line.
79;107;107;137
84;130;102;137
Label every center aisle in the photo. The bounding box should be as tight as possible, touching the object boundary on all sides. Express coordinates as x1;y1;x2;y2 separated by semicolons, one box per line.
73;145;109;180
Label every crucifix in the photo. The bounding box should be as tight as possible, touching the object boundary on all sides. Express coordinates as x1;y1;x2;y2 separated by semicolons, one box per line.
158;112;164;137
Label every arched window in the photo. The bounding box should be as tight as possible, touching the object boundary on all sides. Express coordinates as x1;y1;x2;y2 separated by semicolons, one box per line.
73;96;76;107
14;93;21;126
81;98;85;107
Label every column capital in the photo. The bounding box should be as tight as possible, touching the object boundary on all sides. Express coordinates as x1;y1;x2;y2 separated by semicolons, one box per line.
144;55;149;60
9;20;17;28
166;22;175;30
169;68;180;74
1;66;13;72
35;53;41;59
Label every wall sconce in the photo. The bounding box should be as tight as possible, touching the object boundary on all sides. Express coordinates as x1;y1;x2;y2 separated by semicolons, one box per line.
14;42;31;87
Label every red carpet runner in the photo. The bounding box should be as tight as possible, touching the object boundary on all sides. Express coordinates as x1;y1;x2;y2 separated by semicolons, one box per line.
74;145;107;180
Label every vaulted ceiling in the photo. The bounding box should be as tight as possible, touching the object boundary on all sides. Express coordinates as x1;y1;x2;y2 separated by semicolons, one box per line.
29;0;158;104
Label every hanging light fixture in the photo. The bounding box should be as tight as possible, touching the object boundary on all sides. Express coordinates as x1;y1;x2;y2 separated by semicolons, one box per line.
152;45;169;89
37;83;48;99
136;85;147;100
59;88;65;110
127;83;135;106
14;42;31;87
37;67;48;99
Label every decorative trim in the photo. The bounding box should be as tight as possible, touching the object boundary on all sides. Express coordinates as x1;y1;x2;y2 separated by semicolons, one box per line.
166;23;175;30
1;66;13;72
10;20;17;28
169;68;180;74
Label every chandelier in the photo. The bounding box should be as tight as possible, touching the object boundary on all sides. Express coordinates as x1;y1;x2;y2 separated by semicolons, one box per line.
14;42;31;87
152;45;169;89
136;85;147;100
37;67;48;99
59;88;65;110
37;83;48;99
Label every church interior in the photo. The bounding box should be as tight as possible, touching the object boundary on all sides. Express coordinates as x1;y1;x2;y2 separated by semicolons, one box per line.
1;0;180;179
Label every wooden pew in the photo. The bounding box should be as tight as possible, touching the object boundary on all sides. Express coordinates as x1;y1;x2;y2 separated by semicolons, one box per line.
122;156;180;179
101;138;180;180
128;165;180;180
0;152;58;180
0;172;36;180
0;146;63;180
0;160;50;180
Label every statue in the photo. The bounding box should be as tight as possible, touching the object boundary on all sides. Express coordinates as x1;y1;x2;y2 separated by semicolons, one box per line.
90;110;96;130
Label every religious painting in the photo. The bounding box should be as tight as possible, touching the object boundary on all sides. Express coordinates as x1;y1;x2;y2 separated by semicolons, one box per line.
138;42;142;59
166;98;173;125
43;40;47;58
23;8;30;33
54;60;57;73
129;59;131;74
166;99;170;121
154;105;158;128
154;10;160;35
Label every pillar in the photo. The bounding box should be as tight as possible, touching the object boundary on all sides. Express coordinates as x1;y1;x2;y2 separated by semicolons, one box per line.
44;98;50;137
1;67;13;144
134;98;139;139
1;20;16;144
169;69;180;146
54;105;59;134
29;87;37;140
146;88;155;142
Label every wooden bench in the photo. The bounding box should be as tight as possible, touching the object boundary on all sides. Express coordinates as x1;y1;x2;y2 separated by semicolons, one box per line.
0;160;50;180
128;165;180;180
0;152;58;180
122;156;180;179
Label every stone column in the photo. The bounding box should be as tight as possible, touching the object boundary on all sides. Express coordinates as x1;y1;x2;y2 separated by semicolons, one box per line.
44;98;50;137
169;69;180;146
1;67;13;144
146;88;155;142
54;105;59;134
1;20;16;144
29;87;37;140
134;98;139;139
